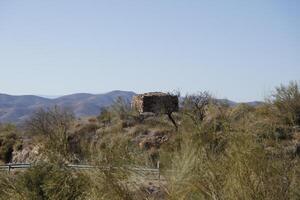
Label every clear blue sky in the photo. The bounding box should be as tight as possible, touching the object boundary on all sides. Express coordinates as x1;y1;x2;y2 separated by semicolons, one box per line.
0;0;299;101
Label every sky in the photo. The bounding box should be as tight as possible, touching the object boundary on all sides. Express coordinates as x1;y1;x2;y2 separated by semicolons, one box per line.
0;0;299;102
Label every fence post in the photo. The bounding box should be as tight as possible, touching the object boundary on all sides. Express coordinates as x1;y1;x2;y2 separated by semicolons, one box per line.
157;161;160;182
8;163;11;173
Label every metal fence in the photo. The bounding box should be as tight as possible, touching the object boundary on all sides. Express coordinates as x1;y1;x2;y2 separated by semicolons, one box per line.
0;163;32;171
0;163;161;181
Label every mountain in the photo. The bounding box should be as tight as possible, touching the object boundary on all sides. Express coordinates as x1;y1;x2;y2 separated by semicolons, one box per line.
0;91;136;123
218;99;264;107
245;101;264;107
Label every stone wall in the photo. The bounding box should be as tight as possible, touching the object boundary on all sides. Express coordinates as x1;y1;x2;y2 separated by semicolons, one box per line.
132;92;179;114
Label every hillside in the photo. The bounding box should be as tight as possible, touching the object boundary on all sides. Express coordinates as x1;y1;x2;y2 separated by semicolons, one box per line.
0;82;299;200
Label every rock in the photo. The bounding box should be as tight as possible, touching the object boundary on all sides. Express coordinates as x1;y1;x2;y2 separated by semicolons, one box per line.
12;145;43;163
138;130;170;150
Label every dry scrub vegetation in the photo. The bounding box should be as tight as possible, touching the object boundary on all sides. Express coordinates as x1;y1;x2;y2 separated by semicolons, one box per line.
1;82;300;200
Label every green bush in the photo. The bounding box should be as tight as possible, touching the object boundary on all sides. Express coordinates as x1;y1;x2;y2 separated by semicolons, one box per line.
0;163;89;200
271;81;300;126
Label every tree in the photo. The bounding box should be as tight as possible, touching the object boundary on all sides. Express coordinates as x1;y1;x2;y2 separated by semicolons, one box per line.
182;91;213;125
26;106;75;161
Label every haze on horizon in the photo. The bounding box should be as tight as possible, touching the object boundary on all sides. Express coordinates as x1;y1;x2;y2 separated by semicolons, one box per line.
0;1;299;102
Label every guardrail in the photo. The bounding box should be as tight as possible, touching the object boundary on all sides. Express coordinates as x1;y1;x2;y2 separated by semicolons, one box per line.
0;163;161;181
0;163;32;171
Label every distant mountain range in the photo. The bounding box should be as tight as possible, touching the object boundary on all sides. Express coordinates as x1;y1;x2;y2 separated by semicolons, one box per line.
218;99;263;107
0;91;135;123
0;91;262;123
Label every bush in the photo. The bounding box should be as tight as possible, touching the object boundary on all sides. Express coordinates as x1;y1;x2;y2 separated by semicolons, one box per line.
25;106;75;162
271;81;300;126
0;163;89;200
0;124;19;163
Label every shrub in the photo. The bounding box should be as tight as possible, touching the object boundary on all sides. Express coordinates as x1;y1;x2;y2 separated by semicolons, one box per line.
0;163;89;200
25;106;75;162
0;124;19;163
271;81;300;126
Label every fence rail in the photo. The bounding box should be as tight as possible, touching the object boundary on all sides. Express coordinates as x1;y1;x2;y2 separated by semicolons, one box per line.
0;163;32;171
0;163;161;181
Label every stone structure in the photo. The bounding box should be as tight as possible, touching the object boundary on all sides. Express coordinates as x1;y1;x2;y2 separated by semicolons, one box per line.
132;92;179;114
